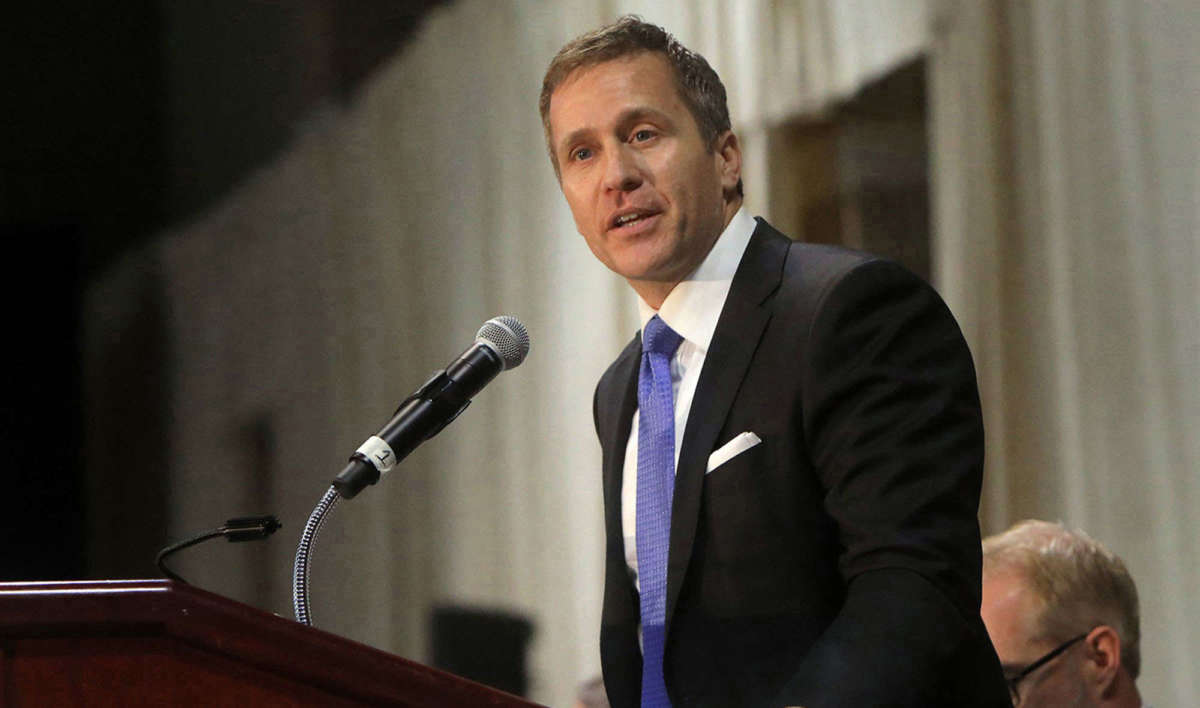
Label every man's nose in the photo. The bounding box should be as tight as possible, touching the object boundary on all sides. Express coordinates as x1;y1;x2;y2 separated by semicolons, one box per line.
602;145;643;193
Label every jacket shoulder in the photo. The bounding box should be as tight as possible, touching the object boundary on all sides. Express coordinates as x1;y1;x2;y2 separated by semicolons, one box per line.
754;220;937;319
750;219;884;299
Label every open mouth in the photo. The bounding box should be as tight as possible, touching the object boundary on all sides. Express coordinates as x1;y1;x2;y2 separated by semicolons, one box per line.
610;210;660;231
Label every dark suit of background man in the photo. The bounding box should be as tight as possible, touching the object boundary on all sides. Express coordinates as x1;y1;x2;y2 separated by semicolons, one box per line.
539;16;1009;708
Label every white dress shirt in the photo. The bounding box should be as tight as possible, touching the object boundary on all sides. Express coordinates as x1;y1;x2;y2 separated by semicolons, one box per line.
621;206;757;589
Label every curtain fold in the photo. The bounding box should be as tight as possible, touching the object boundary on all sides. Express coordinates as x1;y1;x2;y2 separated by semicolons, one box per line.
95;4;932;705
83;1;1195;705
930;2;1199;704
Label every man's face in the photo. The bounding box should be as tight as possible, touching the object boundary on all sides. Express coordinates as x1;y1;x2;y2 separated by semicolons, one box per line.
547;52;740;305
981;569;1090;707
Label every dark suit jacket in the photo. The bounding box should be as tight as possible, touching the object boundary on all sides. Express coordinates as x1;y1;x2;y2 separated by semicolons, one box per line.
593;220;1010;707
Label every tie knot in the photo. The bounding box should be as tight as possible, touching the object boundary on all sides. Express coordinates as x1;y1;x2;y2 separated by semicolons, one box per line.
642;315;683;357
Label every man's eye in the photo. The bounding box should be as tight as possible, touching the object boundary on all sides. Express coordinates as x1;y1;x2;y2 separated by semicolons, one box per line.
571;147;592;161
633;129;654;142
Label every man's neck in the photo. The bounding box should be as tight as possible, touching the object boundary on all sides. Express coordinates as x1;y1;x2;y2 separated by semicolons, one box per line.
630;277;684;312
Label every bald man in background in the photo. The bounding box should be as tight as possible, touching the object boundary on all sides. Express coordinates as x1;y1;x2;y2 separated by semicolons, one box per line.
982;520;1147;707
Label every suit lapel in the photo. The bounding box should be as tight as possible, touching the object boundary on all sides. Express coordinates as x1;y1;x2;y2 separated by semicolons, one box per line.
599;336;641;553
664;219;790;636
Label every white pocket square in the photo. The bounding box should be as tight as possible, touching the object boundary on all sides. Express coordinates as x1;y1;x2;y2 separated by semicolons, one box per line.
706;432;762;473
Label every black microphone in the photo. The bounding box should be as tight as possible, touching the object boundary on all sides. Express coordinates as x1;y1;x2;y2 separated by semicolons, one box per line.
332;316;530;499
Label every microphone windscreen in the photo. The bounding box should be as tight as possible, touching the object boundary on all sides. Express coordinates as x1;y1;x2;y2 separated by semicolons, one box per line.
476;316;530;370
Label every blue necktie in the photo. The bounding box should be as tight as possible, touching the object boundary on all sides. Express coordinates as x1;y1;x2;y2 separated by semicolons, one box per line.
636;315;683;708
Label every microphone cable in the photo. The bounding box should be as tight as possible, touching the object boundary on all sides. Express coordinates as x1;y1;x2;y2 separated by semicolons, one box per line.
156;515;282;584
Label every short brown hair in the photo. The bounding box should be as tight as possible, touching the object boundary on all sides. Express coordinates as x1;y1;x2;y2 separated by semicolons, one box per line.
539;16;734;179
983;520;1142;679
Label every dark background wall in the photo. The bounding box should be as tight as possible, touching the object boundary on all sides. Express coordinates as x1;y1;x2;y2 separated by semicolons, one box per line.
0;1;445;581
2;2;166;580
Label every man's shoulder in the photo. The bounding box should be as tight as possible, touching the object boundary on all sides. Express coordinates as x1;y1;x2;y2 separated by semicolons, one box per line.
747;220;946;333
748;220;896;306
750;218;883;285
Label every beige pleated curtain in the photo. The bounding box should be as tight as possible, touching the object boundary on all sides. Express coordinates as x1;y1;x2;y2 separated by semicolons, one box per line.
85;2;1197;705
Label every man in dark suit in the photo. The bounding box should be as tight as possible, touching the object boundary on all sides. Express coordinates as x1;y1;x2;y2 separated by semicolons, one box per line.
539;16;1010;707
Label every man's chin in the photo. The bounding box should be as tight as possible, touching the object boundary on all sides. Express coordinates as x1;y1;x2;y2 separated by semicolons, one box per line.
610;262;675;287
606;245;681;282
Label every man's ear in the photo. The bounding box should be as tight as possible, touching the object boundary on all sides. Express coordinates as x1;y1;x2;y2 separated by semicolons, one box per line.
1081;625;1123;699
713;130;742;196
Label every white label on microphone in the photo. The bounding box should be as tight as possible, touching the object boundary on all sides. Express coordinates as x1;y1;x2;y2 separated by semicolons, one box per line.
357;436;397;475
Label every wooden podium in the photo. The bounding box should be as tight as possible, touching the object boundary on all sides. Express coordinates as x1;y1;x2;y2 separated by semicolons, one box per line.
0;580;545;707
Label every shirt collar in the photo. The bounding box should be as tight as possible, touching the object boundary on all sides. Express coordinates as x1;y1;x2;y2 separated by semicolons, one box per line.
637;207;756;352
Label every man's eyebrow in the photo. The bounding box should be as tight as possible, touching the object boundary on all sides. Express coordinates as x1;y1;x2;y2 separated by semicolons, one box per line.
616;106;673;127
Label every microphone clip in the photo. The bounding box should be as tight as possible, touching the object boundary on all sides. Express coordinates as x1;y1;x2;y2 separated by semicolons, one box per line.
398;369;472;440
